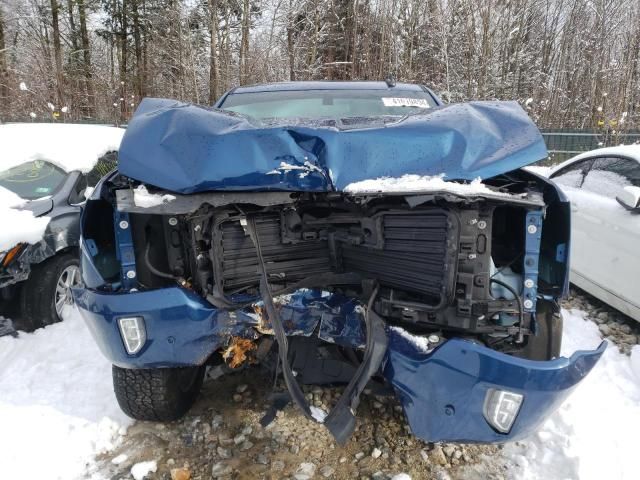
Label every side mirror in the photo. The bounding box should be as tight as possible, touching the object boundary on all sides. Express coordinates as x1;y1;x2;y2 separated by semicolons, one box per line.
616;186;640;211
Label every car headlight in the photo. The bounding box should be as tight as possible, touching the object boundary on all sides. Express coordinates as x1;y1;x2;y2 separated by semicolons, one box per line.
1;244;25;267
483;388;523;433
118;316;147;355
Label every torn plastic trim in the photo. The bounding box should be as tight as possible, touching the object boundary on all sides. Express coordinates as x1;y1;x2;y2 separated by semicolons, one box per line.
383;328;606;443
245;215;388;444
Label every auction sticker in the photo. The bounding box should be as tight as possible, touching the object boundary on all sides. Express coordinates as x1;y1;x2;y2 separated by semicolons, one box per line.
382;97;431;108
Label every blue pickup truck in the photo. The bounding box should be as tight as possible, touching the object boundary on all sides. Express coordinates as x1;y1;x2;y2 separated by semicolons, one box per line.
73;81;604;444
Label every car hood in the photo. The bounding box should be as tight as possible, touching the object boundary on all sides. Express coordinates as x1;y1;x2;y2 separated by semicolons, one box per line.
118;98;547;194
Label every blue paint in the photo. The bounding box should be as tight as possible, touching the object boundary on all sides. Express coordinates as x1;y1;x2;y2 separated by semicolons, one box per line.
556;243;567;263
117;98;548;194
73;283;604;443
79;239;105;289
113;210;137;289
383;328;606;443
72;287;367;368
524;209;543;313
73;286;244;368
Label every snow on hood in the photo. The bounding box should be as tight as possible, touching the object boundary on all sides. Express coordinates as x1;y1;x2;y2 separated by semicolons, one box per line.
0;123;125;173
344;174;512;196
133;184;176;208
118;98;547;194
0;186;50;251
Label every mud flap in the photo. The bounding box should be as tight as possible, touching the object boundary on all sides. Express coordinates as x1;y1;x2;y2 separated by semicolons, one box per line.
247;216;388;444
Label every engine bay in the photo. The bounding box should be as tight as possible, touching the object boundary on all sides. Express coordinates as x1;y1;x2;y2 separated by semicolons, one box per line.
79;171;568;358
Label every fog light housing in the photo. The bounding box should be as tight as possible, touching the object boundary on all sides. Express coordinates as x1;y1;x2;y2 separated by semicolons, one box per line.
483;388;523;433
118;316;146;355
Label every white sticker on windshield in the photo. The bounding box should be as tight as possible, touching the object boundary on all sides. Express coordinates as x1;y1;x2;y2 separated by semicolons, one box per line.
382;97;431;108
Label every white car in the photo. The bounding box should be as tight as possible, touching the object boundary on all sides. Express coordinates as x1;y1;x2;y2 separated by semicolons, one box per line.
548;146;640;321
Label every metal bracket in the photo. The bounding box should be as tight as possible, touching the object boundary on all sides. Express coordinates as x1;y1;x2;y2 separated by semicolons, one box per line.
523;210;543;313
113;211;137;290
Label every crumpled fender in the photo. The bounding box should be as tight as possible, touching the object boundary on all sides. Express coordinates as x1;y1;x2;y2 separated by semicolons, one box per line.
118;98;547;193
383;328;606;443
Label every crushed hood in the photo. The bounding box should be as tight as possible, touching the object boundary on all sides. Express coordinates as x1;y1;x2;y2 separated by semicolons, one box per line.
118;98;547;194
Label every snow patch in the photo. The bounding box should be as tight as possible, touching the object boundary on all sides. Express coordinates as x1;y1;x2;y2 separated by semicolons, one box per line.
0;123;125;173
111;453;128;465
344;174;510;197
0;306;133;480
391;474;412;480
130;461;158;480
133;184;176;208
310;406;327;423
631;345;640;382
0;186;50;251
501;308;640;480
266;160;325;179
389;326;430;352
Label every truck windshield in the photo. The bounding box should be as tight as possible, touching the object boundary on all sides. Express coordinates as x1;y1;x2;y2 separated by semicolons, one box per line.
0;160;67;200
219;89;437;120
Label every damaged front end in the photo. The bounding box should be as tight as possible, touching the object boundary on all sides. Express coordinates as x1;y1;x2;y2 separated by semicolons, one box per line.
74;98;604;444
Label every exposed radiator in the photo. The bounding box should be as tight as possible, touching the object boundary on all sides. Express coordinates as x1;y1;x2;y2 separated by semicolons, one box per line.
216;211;450;300
218;215;331;291
342;213;449;298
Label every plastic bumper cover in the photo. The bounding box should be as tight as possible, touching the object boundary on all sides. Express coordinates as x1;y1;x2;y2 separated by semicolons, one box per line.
75;285;604;444
73;286;240;368
383;328;605;443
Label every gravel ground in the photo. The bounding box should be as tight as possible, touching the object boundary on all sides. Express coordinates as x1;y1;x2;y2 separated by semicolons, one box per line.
562;287;640;355
91;286;639;480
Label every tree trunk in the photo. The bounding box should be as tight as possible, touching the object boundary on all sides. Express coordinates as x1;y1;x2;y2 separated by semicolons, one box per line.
78;0;95;117
286;2;295;81
50;0;65;107
0;5;8;110
131;0;144;98
239;0;250;84
67;0;79;53
208;0;219;103
119;0;128;121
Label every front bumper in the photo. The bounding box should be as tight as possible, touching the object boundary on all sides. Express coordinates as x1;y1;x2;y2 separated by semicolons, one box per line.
74;285;604;443
0;267;28;290
384;329;605;443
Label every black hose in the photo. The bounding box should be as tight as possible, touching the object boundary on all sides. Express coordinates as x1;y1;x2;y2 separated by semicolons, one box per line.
144;242;175;280
489;278;525;330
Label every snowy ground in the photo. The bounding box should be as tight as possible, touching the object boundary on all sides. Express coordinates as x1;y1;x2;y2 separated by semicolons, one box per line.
0;306;132;480
1;304;639;479
501;309;640;480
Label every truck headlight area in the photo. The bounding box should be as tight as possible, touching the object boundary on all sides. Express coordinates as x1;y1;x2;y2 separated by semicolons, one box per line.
483;388;524;433
117;316;146;355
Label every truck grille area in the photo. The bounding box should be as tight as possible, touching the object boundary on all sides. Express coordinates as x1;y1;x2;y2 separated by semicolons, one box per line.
215;210;453;304
218;215;332;291
342;213;450;299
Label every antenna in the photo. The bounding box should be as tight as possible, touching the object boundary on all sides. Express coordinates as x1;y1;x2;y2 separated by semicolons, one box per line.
384;74;396;88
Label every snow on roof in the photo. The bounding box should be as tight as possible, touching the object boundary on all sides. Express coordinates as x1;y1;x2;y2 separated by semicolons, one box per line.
0;186;50;251
550;144;640;175
0;123;125;173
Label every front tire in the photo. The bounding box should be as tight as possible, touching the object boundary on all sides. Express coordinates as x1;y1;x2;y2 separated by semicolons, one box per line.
112;365;205;421
19;252;81;330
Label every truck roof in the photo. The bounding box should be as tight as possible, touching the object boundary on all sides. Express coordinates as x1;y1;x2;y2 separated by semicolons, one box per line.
229;81;428;94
